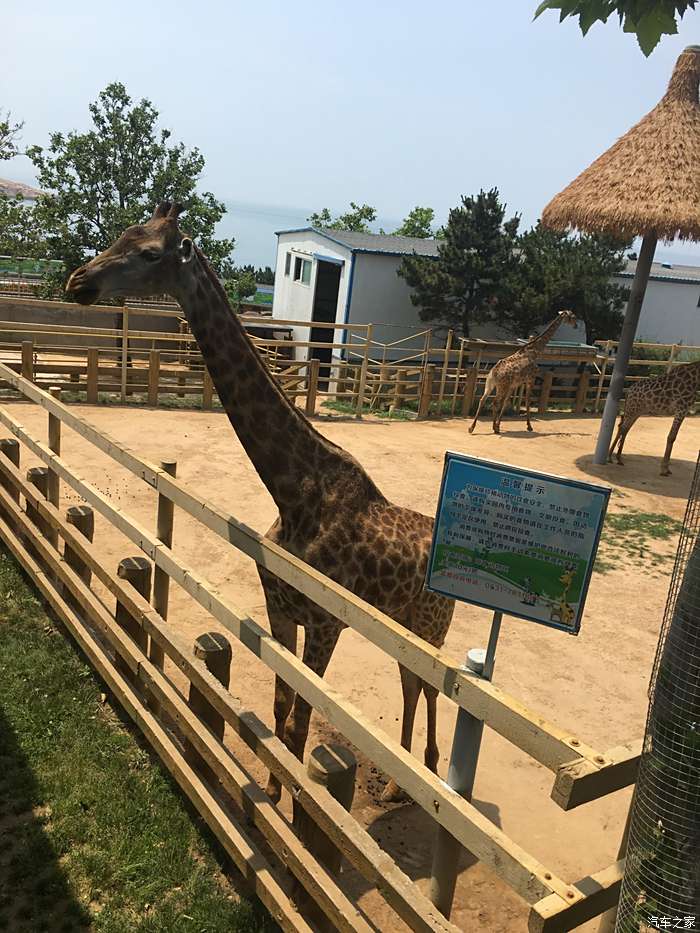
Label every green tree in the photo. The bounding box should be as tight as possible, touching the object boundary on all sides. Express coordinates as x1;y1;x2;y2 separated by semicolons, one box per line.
397;189;520;336
393;206;438;238
241;263;275;285
224;269;257;308
0;196;46;257
0;111;23;162
308;202;377;233
534;1;697;55
502;224;631;343
26;82;234;293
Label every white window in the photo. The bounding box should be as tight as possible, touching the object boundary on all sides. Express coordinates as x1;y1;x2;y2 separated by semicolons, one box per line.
293;256;312;285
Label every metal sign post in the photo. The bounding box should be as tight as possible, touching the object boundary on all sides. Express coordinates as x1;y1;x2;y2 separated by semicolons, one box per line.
429;610;502;916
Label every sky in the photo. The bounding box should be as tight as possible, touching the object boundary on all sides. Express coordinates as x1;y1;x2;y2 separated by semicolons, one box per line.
3;0;700;266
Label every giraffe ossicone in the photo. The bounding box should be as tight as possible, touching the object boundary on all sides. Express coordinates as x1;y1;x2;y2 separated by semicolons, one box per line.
65;203;456;804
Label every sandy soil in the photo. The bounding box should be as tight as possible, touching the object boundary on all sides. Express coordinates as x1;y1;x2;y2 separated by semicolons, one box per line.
8;401;699;931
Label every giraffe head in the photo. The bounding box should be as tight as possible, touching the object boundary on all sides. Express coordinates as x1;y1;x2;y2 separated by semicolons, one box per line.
66;202;194;305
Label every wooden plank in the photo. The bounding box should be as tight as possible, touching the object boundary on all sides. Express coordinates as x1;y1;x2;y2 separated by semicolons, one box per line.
0;368;602;776
86;348;99;403
538;372;553;413
551;740;641;810
574;372;590;414
0;467;458;933
305;358;319;417
21;340;33;380
148;350;160;405
417;364;434;419
202;368;214;409
0;512;311;933
0;443;568;906
528;860;624;933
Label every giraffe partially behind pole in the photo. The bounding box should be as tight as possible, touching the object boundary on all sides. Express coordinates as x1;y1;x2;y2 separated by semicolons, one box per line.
64;202;456;804
608;359;700;475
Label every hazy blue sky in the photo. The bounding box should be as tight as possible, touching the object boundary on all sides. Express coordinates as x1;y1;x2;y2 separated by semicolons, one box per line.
3;0;700;265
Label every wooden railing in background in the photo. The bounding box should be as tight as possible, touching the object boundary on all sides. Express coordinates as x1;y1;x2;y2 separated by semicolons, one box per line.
1;296;698;419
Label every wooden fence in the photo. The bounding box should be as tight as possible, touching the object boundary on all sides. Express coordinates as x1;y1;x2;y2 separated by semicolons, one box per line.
1;297;698;420
0;363;644;930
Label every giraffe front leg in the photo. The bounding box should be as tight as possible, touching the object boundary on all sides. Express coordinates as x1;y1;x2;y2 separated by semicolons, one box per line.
493;391;510;434
264;611;298;803
661;414;685;476
524;380;534;431
382;663;421;802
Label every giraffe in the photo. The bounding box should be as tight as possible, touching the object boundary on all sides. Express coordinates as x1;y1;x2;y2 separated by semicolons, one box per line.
608;359;700;476
468;310;578;434
65;203;455;803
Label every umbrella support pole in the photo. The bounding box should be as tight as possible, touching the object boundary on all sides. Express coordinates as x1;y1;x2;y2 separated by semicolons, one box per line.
593;231;657;465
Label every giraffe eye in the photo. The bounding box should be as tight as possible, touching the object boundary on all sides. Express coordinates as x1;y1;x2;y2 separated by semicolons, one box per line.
141;249;162;262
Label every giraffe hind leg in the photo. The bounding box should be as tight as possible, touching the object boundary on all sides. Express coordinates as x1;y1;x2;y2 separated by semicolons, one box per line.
608;415;624;463
381;664;422;802
661;414;685;476
615;415;639;466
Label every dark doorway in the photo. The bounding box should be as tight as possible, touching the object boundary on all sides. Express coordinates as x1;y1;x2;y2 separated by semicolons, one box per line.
310;260;342;389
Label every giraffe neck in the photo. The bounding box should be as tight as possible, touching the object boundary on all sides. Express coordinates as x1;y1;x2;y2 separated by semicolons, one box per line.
523;316;564;355
174;248;371;514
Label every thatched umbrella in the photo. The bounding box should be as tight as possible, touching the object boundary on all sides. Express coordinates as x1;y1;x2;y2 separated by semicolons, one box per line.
542;45;700;465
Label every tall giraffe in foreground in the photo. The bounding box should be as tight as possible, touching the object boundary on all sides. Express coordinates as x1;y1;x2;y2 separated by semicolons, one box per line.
468;310;578;434
609;360;700;475
66;203;455;802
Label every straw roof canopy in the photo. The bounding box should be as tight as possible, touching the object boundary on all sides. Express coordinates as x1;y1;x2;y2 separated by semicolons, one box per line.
542;46;700;242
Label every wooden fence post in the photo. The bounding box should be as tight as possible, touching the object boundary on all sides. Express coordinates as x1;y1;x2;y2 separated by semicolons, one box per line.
451;341;465;415
120;307;130;402
150;460;177;703
26;467;50;541
87;348;99;403
575;372;591;414
46;387;61;548
594;340;612;413
115;556;151;687
417;364;435;420
538;371;554;414
202;368;214;410
391;368;407;413
355;324;373;419
184;632;232;786
293;743;357;924
64;505;94;585
148;350;160;406
0;439;20;504
461;366;478;417
305;358;320;417
437;330;453;414
21;341;33;382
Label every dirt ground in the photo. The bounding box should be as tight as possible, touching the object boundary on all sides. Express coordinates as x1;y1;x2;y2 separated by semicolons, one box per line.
8;400;699;931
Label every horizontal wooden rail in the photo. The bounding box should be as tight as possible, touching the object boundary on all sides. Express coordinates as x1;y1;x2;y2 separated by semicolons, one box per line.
528;859;624;932
0;408;571;904
552;740;642;810
0;446;460;933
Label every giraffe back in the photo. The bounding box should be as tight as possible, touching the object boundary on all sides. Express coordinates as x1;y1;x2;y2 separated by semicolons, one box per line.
624;362;700;419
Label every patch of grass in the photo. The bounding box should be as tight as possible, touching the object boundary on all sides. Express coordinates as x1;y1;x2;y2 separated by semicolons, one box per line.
321;399;415;420
594;509;682;575
58;391;224;412
0;550;272;933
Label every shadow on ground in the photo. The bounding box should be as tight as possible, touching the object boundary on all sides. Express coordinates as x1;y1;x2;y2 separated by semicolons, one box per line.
0;704;91;933
575;452;697;497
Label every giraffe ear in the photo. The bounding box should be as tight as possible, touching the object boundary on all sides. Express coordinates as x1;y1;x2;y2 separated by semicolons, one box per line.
179;237;194;264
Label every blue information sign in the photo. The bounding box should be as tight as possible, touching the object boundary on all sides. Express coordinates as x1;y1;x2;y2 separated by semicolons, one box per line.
426;453;610;635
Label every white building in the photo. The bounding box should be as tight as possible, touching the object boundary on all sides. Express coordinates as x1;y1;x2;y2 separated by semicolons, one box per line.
272;227;442;365
614;260;700;346
272;228;700;355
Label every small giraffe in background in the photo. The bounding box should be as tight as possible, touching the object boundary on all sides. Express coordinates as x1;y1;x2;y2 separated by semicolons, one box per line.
609;359;700;475
468;310;578;434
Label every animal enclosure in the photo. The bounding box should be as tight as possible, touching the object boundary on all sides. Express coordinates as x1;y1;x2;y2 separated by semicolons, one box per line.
0;363;661;930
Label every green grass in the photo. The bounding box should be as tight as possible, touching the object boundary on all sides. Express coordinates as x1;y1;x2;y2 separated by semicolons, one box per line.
0;550;272;933
321;399;415;420
594;509;683;575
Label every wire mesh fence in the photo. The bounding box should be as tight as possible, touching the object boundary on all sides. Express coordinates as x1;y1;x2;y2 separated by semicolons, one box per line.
616;451;700;932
